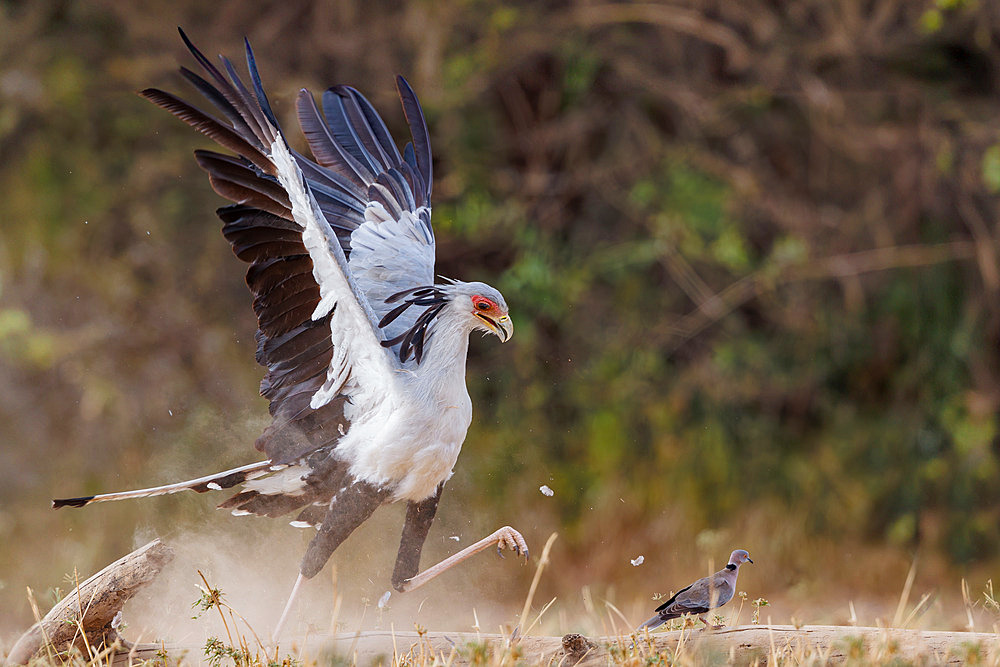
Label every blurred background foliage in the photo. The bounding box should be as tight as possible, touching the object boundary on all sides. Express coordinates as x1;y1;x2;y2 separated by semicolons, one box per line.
4;0;1000;637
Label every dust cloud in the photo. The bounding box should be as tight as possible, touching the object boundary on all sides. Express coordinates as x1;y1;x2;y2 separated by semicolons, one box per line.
122;504;532;647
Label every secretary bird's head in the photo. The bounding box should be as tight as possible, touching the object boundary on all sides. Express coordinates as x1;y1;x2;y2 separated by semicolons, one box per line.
443;280;513;342
380;281;512;363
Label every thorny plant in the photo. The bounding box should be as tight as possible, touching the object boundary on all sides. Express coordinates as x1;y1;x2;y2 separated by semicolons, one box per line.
191;571;301;667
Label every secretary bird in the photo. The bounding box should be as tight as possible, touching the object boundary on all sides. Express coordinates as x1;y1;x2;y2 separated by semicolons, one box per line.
53;30;528;636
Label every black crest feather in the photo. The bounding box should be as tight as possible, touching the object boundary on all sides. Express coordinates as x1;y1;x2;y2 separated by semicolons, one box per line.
380;286;450;363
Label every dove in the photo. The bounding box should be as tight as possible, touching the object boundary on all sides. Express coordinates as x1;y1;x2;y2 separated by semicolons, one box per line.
638;549;753;631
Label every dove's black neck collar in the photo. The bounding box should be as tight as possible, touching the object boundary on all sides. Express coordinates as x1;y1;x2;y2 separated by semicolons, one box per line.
726;563;737;571
379;285;451;364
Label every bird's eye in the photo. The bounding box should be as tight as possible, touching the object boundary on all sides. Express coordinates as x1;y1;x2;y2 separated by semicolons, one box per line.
476;301;491;311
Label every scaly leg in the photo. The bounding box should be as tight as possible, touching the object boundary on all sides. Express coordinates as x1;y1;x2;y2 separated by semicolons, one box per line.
273;573;305;640
395;525;529;593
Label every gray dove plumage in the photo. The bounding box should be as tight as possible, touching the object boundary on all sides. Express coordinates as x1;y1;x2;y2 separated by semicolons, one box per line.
638;549;753;631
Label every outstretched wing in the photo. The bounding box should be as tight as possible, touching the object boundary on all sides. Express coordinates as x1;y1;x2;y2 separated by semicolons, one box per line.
295;79;439;362
142;30;435;470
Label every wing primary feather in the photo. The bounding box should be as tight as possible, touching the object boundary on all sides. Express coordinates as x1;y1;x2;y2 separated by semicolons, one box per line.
403;142;418;171
292;149;367;210
139;88;274;175
296;90;370;187
321;89;378;178
194;150;291;208
385;168;417;212
177;28;268;142
395;76;432;201
654;584;693;613
396;161;424;209
243;36;281;135
207;177;292;220
368;182;403;221
348;87;404;165
221;55;274;143
179;67;260;147
336;86;394;169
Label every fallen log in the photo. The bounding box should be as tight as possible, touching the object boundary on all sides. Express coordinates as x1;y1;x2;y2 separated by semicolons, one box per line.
7;539;174;665
623;625;1000;665
114;625;1000;665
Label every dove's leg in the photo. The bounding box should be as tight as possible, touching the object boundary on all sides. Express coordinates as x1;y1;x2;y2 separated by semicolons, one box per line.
395;522;529;593
698;615;724;630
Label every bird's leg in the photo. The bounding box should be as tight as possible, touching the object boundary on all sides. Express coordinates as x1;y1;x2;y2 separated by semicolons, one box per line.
273;481;388;640
273;572;305;640
396;525;529;593
300;481;390;578
391;484;443;592
698;614;723;630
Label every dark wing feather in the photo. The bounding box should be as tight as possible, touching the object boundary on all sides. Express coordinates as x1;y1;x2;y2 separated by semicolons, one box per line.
348;87;404;166
395;76;432;202
177;28;272;144
655;583;693;613
296;91;370;188
218;205;347;468
193;151;290;209
179;67;260;146
332;85;394;169
321;88;380;177
140;88;272;174
243;36;281;132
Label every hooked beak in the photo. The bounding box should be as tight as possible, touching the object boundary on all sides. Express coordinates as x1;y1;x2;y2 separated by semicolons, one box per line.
476;313;513;342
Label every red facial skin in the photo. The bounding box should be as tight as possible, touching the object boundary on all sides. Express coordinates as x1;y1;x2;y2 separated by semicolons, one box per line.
471;295;500;313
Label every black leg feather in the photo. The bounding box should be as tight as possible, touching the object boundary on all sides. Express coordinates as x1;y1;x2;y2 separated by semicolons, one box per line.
391;484;443;591
300;482;389;579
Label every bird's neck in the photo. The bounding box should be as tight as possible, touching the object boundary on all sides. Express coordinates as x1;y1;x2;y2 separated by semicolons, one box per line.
726;563;737;571
409;315;474;400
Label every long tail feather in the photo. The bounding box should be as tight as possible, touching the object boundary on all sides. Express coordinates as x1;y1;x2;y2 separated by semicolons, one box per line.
638;613;667;631
52;460;272;509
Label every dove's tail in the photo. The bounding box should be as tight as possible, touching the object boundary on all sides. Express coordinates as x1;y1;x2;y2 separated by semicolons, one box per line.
638;613;668;632
52;460;272;509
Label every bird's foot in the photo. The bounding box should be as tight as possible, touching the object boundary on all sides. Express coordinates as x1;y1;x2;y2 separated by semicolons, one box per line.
494;525;530;561
697;615;725;631
397;525;530;593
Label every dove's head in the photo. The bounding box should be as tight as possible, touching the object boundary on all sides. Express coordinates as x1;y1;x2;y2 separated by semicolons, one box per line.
729;549;753;566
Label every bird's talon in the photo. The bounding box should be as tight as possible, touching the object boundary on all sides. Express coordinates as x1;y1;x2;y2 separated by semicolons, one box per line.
497;543;505;558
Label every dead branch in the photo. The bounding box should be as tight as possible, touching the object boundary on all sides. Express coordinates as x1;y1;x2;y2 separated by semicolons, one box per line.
112;626;1000;665
7;539;174;665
